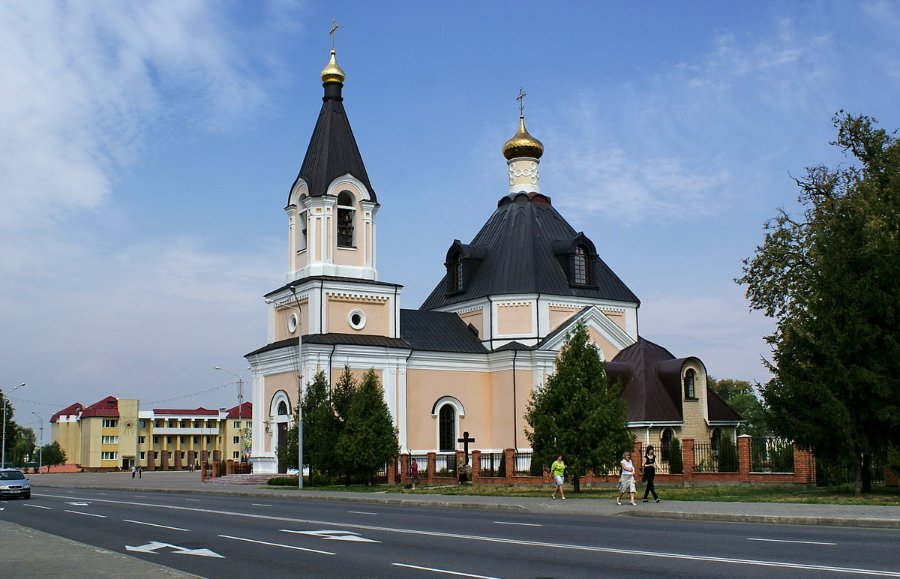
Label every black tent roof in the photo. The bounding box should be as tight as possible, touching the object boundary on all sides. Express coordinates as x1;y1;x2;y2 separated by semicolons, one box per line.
421;192;638;310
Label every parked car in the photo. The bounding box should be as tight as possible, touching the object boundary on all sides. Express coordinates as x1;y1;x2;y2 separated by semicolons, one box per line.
0;468;31;499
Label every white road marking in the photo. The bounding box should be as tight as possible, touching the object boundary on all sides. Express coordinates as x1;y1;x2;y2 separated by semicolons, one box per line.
283;529;380;543
251;503;272;507
124;519;190;532
748;538;837;546
23;504;51;509
66;501;90;506
184;498;201;502
493;521;541;527
219;534;334;555
64;510;105;518
392;563;501;578
126;540;223;558
348;510;377;515
39;493;899;577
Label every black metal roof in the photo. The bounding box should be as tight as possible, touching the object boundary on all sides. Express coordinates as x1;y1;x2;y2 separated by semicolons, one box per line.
421;192;638;310
245;333;410;357
289;81;376;204
264;276;403;299
399;309;488;353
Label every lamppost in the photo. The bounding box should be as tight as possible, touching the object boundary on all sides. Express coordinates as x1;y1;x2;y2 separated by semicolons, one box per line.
31;411;42;473
267;289;303;489
214;366;247;462
2;382;26;468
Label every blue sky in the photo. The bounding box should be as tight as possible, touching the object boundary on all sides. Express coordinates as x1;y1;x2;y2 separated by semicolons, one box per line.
2;1;899;430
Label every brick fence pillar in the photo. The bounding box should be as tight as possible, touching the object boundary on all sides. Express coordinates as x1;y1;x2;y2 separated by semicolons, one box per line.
682;438;695;486
387;456;398;485
399;454;409;485
504;449;515;484
792;445;816;485
471;450;481;484
738;435;752;483
187;450;196;471
885;467;900;487
160;450;169;471
426;452;436;484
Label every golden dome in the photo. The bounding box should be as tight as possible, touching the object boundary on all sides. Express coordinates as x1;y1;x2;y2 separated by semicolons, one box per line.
320;49;345;84
502;115;544;160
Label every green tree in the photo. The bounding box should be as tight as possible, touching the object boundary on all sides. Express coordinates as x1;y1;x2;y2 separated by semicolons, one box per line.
708;377;770;440
717;435;739;473
737;113;900;495
301;371;339;481
11;427;35;466
335;369;399;484
668;438;683;474
525;322;633;492
41;441;67;472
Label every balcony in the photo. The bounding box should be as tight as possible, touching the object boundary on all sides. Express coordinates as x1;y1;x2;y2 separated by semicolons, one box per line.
151;427;219;436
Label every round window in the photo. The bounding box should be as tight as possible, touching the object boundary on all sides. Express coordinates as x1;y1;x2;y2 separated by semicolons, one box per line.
288;313;298;333
348;309;366;330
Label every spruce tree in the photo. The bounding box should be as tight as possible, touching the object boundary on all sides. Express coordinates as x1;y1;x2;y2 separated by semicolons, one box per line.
301;371;338;482
335;369;399;484
525;322;633;491
669;438;683;474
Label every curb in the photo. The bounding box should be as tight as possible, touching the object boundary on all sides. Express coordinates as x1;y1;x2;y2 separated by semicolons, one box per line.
624;510;900;529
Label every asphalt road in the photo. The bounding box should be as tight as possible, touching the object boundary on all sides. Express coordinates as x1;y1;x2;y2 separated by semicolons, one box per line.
3;489;899;578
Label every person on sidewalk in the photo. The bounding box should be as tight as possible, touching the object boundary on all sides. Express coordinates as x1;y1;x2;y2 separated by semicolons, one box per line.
131;465;136;479
642;445;660;503
617;451;636;505
550;455;566;500
411;459;419;490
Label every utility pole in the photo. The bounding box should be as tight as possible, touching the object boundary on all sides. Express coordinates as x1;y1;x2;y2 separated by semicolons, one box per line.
31;411;43;472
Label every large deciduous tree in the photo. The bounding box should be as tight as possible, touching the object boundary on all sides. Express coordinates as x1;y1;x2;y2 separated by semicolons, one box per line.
41;441;67;472
525;322;633;491
708;377;770;440
737;113;900;495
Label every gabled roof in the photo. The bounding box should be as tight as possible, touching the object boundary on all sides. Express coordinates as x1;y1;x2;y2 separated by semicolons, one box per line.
226;402;252;419
400;310;488;353
246;333;411;358
421;192;638;310
79;396;119;419
50;402;83;423
290;80;376;203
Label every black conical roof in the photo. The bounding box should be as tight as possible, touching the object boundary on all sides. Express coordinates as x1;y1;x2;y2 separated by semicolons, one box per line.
289;82;376;203
421;192;638;309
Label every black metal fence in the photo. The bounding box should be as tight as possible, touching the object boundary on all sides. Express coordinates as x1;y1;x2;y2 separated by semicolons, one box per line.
751;437;794;472
434;453;456;477
514;450;534;476
478;452;504;477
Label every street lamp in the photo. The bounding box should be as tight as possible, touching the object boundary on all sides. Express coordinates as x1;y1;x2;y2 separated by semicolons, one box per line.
266;288;303;489
2;382;26;468
31;411;43;473
215;366;248;462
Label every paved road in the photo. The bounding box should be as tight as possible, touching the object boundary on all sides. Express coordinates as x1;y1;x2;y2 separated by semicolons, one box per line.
3;484;899;578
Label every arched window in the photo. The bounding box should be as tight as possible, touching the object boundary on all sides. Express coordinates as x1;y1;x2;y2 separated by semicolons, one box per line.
277;401;288;416
439;405;455;452
573;245;589;285
661;428;674;462
683;369;696;399
711;428;722;457
298;210;308;252
337;191;355;248
448;251;463;293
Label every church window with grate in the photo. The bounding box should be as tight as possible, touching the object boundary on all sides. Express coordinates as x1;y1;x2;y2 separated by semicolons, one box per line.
448;251;464;293
572;245;590;285
439;404;456;452
337;191;355;248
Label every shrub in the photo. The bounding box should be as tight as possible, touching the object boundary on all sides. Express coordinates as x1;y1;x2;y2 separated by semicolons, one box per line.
669;438;684;474
717;436;739;472
267;476;299;486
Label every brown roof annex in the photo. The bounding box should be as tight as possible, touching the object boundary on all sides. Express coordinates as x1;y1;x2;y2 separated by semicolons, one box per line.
79;396;119;419
225;402;253;420
606;338;742;424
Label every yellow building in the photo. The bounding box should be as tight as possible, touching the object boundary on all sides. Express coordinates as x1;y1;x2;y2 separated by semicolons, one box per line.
51;396;252;470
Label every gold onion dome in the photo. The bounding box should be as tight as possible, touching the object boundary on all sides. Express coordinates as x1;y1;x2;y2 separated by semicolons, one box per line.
502;115;544;160
321;49;345;84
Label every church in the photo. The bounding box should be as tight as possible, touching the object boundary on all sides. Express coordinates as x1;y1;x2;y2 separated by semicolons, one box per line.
245;42;741;475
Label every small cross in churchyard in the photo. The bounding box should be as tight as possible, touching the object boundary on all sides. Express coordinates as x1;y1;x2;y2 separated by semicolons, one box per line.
457;431;476;465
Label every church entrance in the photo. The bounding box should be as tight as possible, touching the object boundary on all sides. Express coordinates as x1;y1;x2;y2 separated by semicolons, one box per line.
277;423;288;473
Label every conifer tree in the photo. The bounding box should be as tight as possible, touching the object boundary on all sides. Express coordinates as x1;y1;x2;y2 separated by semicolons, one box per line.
335;369;399;484
301;371;338;482
525;322;633;491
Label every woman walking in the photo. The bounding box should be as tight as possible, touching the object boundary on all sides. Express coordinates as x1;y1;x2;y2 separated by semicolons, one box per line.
550;455;566;500
642;445;660;503
617;451;636;506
